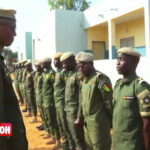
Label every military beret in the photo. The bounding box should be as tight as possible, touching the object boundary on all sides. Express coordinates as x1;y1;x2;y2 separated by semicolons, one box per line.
0;8;16;21
22;60;27;64
34;59;38;64
34;60;42;66
42;57;52;63
54;53;62;59
75;52;93;62
117;47;141;58
24;62;31;66
60;52;74;61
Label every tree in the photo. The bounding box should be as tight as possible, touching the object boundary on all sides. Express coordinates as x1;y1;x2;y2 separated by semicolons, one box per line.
2;48;18;70
48;0;91;11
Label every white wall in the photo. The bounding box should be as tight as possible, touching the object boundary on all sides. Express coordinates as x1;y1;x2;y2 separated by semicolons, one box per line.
83;0;144;29
32;11;56;60
55;10;88;55
94;57;150;87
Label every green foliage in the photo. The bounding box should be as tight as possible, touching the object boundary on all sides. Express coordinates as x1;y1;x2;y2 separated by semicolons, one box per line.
2;48;18;69
48;0;90;11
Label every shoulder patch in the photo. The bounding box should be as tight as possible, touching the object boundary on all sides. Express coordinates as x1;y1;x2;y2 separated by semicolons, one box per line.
51;73;55;79
116;78;121;83
100;82;111;92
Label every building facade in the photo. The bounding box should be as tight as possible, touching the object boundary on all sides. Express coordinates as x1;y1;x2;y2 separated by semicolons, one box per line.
32;0;150;85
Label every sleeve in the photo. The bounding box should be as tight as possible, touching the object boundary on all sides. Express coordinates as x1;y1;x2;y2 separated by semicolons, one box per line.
97;76;113;119
77;80;83;118
136;79;150;117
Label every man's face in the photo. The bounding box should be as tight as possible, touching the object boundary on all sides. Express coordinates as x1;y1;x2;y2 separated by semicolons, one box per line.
62;58;74;71
42;62;51;69
78;61;93;77
116;53;132;75
35;65;42;72
0;20;16;47
54;58;61;68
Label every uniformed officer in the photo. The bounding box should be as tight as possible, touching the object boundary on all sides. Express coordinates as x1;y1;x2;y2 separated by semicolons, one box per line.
60;52;86;150
13;62;22;102
75;52;113;150
21;60;28;113
41;57;61;149
16;61;24;106
113;47;150;150
0;8;28;150
25;61;38;123
18;60;26;105
54;52;75;150
34;60;44;130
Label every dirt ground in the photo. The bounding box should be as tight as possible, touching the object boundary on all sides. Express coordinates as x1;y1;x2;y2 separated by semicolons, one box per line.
20;105;113;150
20;105;63;150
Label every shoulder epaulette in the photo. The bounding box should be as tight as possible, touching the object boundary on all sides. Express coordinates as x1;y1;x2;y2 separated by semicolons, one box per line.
96;72;103;78
116;78;121;83
138;77;146;84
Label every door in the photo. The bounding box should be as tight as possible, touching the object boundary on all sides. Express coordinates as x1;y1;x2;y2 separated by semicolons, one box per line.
92;41;105;60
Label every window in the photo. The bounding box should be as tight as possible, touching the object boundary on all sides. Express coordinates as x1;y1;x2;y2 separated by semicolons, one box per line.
120;36;135;48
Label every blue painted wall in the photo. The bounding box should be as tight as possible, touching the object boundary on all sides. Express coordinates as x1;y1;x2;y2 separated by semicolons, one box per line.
135;46;146;56
25;32;32;61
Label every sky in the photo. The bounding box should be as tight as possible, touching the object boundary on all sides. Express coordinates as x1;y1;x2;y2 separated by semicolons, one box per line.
0;0;102;56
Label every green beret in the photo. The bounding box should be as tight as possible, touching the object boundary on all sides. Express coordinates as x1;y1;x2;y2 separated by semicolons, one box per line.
117;47;141;58
75;52;93;62
42;57;52;63
60;52;74;61
0;8;16;21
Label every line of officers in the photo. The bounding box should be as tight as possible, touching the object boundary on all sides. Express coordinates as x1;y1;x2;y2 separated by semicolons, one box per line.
12;48;150;150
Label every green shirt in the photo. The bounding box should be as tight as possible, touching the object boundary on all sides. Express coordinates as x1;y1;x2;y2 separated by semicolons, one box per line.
26;70;34;92
36;73;43;105
17;68;23;82
54;68;68;108
65;67;81;112
113;73;150;150
22;68;28;83
81;69;113;121
42;68;55;108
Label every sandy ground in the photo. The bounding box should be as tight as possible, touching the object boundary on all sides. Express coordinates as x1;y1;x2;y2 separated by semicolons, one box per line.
20;105;113;150
20;105;63;150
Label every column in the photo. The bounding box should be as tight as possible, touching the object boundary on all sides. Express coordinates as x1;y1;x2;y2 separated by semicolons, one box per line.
144;0;150;57
108;19;116;59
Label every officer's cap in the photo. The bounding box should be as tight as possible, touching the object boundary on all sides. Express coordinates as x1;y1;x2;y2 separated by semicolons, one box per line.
60;52;74;61
75;52;93;62
22;60;27;64
24;62;31;67
42;57;52;63
54;53;62;59
34;60;42;66
117;47;141;58
0;8;16;21
34;59;38;64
